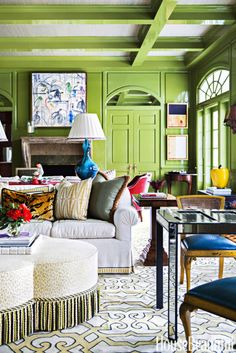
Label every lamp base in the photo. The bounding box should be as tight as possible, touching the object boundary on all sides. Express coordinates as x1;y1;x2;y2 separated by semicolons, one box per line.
75;139;99;180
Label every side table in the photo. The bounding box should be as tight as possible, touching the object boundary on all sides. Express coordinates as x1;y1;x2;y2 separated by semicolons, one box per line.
165;173;197;195
136;194;177;266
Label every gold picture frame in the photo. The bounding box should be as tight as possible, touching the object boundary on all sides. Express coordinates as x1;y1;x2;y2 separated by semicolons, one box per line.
167;135;188;160
167;103;188;128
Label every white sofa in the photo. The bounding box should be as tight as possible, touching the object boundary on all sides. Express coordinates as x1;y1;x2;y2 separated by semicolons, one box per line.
21;188;139;274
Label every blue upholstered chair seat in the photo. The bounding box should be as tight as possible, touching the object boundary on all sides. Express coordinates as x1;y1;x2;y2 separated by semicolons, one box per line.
188;277;236;311
182;234;236;250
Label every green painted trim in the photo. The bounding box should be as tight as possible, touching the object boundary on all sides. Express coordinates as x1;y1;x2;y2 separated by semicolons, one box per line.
170;5;236;21
154;37;204;51
132;0;177;66
0;90;13;104
0;37;139;52
0;107;13;112
0;57;186;71
106;85;162;105
0;4;153;24
106;105;161;110
186;24;236;68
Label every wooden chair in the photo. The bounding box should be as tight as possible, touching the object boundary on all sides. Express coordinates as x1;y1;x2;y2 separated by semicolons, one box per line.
180;277;236;353
177;195;236;291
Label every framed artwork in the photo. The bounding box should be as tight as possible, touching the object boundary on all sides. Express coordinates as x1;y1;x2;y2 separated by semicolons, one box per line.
167;135;188;160
167;103;188;128
31;72;86;127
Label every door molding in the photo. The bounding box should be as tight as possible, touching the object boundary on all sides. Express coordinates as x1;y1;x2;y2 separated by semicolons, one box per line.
106;85;161;107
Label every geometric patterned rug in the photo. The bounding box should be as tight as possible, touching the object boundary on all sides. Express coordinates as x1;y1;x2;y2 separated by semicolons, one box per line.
1;210;236;353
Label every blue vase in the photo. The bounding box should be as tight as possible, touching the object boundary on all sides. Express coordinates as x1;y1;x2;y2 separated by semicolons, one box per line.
75;139;98;179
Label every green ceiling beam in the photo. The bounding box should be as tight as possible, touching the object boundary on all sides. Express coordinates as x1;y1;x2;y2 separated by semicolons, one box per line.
170;5;236;22
132;0;177;66
185;24;236;68
0;37;139;52
0;5;153;24
154;37;204;51
0;56;186;71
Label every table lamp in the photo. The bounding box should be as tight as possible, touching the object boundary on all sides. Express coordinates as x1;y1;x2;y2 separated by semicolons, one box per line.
0;121;8;141
68;113;105;179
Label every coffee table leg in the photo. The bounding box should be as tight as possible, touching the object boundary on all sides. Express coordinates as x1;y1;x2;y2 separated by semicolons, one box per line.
156;220;163;309
168;223;179;341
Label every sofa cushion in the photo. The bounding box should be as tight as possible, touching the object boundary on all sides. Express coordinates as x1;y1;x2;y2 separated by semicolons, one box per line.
55;178;92;220
51;219;115;239
2;188;56;221
20;220;52;237
88;175;130;222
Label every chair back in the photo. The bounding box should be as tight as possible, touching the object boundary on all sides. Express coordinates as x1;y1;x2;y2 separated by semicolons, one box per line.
177;195;225;210
128;173;151;195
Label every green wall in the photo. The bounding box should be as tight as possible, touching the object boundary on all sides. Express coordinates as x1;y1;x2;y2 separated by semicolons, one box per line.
0;62;188;176
0;62;188;194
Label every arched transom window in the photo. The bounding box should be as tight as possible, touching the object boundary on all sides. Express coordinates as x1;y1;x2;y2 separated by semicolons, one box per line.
198;69;229;103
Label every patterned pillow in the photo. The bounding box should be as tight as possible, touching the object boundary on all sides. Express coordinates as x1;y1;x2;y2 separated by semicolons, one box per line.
55;178;93;220
2;188;56;221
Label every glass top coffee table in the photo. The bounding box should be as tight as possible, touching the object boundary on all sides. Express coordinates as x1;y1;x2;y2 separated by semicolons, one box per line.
156;208;236;341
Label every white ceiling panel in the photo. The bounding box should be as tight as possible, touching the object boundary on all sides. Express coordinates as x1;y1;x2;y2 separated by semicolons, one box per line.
0;50;128;56
178;0;235;4
0;0;150;3
160;24;211;37
148;50;187;56
0;24;139;37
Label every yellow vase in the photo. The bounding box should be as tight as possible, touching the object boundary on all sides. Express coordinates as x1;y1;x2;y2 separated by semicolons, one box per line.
210;166;229;188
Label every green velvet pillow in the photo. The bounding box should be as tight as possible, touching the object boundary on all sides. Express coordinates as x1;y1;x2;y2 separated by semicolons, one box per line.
92;171;108;183
88;175;130;221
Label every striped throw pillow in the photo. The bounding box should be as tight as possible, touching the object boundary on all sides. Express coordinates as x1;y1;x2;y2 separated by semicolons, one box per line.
55;178;93;220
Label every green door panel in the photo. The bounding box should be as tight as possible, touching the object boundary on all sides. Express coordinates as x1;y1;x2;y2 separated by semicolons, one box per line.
107;109;160;181
133;110;160;180
107;110;134;177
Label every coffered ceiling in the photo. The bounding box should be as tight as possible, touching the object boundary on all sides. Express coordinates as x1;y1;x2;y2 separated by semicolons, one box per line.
0;0;235;68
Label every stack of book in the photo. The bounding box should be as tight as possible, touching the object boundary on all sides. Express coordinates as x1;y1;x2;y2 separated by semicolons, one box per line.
140;192;167;199
0;233;39;255
65;176;81;183
206;187;232;195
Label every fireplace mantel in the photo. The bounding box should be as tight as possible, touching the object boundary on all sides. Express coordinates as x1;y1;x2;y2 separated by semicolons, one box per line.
21;137;84;169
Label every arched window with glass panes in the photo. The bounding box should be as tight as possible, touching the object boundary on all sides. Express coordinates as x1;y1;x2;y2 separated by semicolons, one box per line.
197;69;230;189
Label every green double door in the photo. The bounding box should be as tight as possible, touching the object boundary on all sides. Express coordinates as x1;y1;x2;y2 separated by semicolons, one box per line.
106;109;160;179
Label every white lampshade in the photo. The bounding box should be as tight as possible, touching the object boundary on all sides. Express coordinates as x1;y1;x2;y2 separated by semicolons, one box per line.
0;121;7;141
68;113;106;140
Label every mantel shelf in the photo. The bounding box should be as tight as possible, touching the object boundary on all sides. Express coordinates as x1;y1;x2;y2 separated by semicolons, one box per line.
21;136;84;168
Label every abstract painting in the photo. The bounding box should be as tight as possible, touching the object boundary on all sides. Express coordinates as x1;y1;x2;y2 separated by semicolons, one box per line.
31;73;86;127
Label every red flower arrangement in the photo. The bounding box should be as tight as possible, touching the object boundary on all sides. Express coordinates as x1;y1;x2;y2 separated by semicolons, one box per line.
0;203;32;236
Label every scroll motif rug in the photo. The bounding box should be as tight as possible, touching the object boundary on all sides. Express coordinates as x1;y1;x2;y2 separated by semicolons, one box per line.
1;210;236;353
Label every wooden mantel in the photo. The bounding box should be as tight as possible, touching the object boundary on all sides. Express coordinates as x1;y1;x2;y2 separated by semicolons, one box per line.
21;137;84;168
